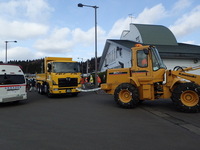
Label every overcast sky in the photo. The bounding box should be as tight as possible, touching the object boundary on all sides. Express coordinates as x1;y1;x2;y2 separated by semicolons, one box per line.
0;0;200;62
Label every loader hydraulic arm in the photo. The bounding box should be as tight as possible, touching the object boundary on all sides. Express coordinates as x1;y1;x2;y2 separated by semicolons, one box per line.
173;65;200;72
182;65;200;72
171;65;200;85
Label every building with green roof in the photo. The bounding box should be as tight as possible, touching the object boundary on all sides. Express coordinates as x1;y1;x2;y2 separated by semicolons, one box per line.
99;24;200;73
121;24;178;45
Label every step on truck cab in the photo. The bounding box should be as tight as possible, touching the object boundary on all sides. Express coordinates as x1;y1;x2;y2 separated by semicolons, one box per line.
36;57;81;97
0;64;27;103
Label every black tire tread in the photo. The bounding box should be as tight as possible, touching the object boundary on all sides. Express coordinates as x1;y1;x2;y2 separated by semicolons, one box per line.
114;83;139;108
171;82;200;113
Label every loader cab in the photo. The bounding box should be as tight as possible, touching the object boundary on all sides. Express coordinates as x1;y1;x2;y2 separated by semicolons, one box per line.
131;45;167;100
151;47;166;71
132;45;166;75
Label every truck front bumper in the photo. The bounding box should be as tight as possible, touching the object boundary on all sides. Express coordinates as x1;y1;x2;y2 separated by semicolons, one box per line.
51;88;80;94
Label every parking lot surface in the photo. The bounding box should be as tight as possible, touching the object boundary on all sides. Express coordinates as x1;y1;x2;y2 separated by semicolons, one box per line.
0;91;200;150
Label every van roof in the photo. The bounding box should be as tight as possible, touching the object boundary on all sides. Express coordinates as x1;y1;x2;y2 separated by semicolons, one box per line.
0;64;24;75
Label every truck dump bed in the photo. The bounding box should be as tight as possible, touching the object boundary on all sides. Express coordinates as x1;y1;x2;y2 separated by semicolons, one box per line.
36;73;46;81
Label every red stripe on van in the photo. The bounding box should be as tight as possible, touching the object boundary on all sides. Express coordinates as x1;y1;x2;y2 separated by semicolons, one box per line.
0;84;26;88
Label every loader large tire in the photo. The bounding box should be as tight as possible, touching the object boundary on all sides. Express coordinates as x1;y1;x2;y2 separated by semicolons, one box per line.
114;83;139;108
172;83;200;113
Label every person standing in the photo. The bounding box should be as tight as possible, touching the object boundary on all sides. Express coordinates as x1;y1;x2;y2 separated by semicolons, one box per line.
29;78;36;92
97;75;101;86
90;75;94;85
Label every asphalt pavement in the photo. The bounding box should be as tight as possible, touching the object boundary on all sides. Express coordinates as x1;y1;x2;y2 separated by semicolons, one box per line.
0;91;200;150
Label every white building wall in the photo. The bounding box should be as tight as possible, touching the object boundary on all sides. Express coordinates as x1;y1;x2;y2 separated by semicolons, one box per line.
121;24;142;43
163;59;200;75
101;45;131;72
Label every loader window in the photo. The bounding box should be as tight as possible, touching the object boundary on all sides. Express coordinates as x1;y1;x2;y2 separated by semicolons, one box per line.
151;47;166;71
53;62;80;73
137;50;148;68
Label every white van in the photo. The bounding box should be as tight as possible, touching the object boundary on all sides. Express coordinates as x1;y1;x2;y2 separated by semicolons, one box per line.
0;64;27;103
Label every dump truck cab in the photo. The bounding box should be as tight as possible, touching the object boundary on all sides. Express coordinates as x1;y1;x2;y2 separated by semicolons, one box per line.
36;57;81;97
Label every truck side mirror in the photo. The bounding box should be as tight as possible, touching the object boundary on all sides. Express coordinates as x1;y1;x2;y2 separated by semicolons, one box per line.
143;49;149;55
47;63;52;72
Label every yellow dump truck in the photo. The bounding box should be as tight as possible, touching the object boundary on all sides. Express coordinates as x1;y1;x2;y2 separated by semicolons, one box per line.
36;57;81;97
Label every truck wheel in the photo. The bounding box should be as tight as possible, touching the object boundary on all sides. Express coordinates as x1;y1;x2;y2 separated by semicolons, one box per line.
38;84;44;95
46;85;53;98
114;83;139;108
172;83;200;112
37;84;42;94
37;84;40;93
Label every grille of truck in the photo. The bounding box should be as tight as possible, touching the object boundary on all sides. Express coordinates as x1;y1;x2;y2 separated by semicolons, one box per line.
58;78;78;87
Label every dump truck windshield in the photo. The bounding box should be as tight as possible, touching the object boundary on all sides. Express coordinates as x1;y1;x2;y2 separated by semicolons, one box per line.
53;62;80;73
151;47;166;71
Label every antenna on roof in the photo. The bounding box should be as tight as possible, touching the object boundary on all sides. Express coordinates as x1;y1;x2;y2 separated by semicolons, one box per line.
128;14;134;24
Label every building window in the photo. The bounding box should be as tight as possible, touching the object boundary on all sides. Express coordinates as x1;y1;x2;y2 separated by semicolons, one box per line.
117;47;122;57
136;36;140;42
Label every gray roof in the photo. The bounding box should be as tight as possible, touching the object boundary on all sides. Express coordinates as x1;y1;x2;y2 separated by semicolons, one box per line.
108;39;139;49
133;24;178;45
156;43;200;59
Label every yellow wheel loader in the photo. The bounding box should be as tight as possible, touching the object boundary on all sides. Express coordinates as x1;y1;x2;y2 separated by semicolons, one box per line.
101;44;200;112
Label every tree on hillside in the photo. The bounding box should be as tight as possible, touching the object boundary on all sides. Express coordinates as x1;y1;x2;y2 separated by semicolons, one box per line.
8;59;44;74
3;56;101;74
